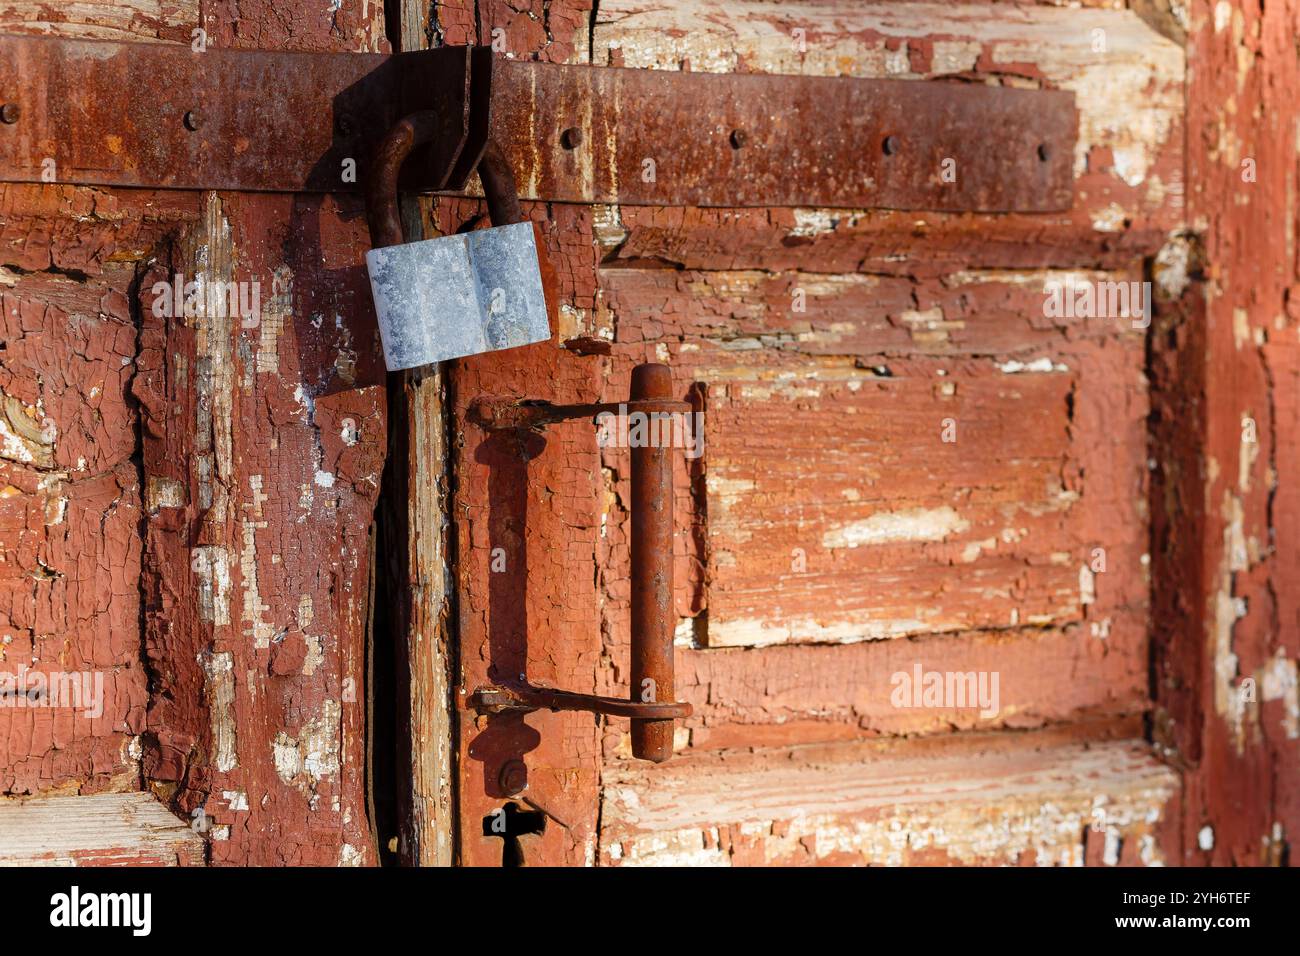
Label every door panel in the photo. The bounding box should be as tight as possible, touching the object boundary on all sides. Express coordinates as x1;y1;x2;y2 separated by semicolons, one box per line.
447;0;1184;865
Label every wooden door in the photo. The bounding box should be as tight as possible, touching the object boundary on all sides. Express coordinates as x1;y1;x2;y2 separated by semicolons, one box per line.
1;0;1297;870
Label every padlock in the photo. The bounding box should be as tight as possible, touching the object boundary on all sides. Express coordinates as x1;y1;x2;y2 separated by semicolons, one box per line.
364;112;552;371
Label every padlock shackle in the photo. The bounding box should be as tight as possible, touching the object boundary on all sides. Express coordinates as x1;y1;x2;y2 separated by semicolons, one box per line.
477;140;525;229
366;111;524;249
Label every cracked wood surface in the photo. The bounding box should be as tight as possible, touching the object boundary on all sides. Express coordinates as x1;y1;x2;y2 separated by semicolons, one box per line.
1146;0;1300;866
0;791;204;865
1;186;198;798
0;1;389;866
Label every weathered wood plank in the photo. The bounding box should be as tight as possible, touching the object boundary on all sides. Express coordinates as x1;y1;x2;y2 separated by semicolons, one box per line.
1146;0;1300;865
671;625;1150;748
0;1;197;41
0;792;204;865
389;0;456;868
134;190;386;866
605;267;1149;355
600;736;1180;866
696;350;1142;647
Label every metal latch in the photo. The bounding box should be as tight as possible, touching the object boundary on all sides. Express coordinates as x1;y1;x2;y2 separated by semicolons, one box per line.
467;363;694;763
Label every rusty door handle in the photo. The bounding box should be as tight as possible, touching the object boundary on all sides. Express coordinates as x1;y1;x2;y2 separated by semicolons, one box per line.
628;364;678;761
468;362;693;763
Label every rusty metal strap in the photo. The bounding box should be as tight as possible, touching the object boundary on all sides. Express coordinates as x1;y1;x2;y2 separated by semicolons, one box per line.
470;684;692;720
0;34;1075;211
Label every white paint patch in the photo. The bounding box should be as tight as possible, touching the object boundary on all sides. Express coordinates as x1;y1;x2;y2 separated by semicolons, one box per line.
1090;203;1129;233
1153;234;1193;299
998;357;1067;374
339;843;364;866
1198;825;1215;850
789;209;839;237
302;634;325;677
1079;565;1096;605
191;546;232;626
272;700;342;786
202;651;238;773
822;506;969;549
314;470;336;488
708;615;930;648
1260;652;1300;739
293;384;314;418
240;517;274;649
1103;828;1122;866
1214;0;1232;32
146;476;186;511
1111;147;1147;187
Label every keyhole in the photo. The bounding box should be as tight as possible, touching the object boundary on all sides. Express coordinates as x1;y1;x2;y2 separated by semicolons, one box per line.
482;802;546;867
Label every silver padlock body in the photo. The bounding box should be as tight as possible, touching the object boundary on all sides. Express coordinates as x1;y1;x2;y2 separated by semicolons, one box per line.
366;221;550;371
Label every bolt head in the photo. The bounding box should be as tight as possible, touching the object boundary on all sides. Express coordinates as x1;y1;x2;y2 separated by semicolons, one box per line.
498;759;528;796
183;110;201;131
0;104;19;124
729;129;747;149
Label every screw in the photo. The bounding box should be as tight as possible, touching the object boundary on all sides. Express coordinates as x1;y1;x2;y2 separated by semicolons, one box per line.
0;104;19;124
560;126;583;150
729;129;747;149
183;110;201;131
498;759;528;796
882;135;900;156
1037;142;1051;162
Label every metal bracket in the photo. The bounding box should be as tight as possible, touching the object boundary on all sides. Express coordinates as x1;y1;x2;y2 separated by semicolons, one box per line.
0;34;1076;211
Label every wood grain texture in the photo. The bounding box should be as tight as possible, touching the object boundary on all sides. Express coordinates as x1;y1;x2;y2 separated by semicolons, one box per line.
0;791;204;865
600;734;1180;866
386;0;457;869
0;1;197;40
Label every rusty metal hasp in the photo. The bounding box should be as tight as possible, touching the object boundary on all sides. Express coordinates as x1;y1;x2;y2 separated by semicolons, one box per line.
468;364;693;763
0;34;1076;211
